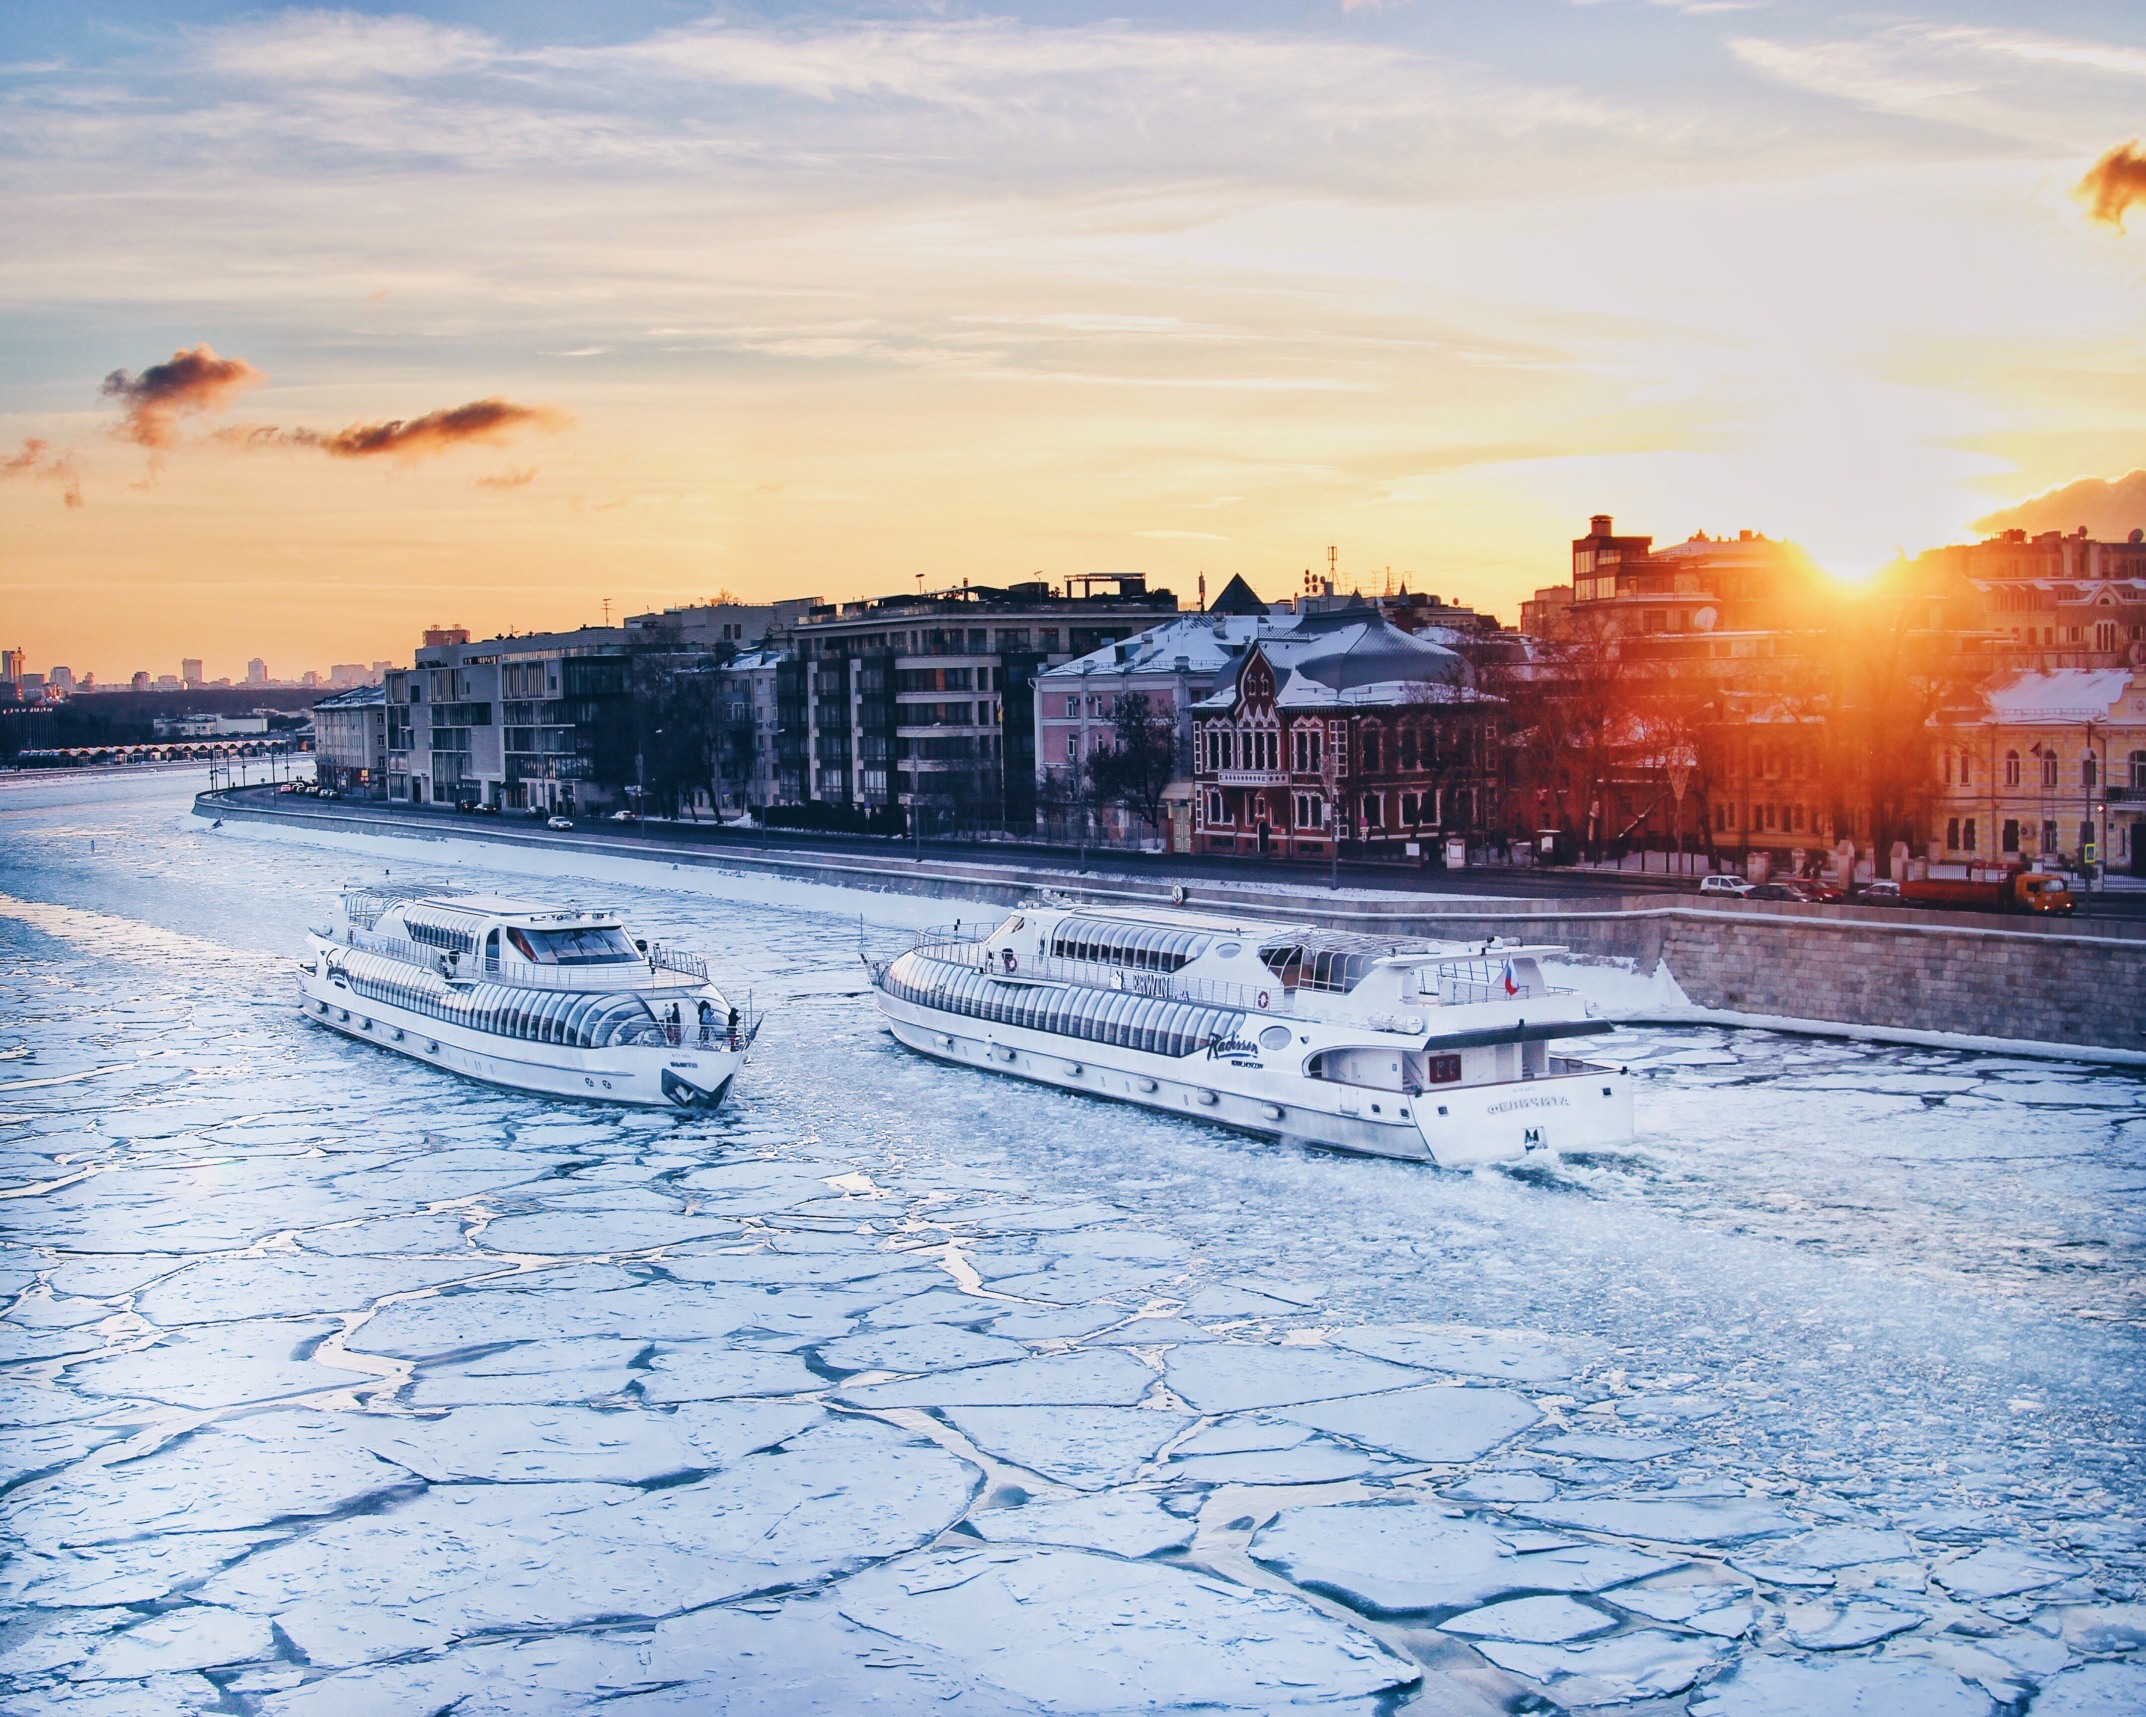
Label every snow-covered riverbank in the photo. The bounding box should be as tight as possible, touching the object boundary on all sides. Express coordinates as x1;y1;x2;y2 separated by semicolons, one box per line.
3;773;2142;1713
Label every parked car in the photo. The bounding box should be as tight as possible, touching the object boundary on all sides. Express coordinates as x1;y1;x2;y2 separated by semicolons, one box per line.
1697;874;1754;897
546;815;574;831
611;809;639;823
1852;880;1902;905
1745;882;1815;902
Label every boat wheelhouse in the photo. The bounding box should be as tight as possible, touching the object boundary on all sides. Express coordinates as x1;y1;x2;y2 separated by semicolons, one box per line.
298;889;759;1108
870;904;1632;1165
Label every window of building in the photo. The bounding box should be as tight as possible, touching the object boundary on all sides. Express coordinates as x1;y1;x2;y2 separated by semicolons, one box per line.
2096;620;2118;653
2042;819;2059;854
1943;752;1953;785
1291;725;1322;773
1362;726;1382;771
1206;790;1230;825
1960;752;1972;786
2005;750;2022;786
2132;749;2146;790
1963;818;1976;851
1946;816;1961;850
1399;726;1418;770
2002;818;2021;853
2041;750;2059;788
1292;791;1325;829
1401;792;1418;825
1065;735;1077;763
1363;793;1383;827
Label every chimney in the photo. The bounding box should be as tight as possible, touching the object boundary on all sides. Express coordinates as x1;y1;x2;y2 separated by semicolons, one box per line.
1589;514;1614;537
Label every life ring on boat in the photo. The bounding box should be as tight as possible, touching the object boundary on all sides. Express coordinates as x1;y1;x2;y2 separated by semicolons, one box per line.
1002;950;1018;974
1256;990;1270;1009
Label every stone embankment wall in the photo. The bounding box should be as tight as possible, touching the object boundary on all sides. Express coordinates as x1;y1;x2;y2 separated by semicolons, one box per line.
199;792;2146;1060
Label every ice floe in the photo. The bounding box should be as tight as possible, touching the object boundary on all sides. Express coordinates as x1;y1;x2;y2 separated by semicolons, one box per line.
837;1543;1416;1711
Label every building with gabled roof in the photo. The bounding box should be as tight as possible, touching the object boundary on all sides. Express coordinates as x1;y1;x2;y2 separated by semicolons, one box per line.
1190;608;1497;859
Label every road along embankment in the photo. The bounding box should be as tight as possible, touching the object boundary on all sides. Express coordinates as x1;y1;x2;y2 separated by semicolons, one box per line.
198;791;2146;1064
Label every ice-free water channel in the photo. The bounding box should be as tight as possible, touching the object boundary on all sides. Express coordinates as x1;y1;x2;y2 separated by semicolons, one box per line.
2;772;2141;1714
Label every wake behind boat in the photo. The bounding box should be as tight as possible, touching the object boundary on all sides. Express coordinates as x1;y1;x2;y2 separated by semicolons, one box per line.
870;904;1633;1167
298;888;760;1109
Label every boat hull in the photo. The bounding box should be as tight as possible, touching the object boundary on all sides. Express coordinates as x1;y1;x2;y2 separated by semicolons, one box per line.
296;966;747;1110
875;989;1632;1166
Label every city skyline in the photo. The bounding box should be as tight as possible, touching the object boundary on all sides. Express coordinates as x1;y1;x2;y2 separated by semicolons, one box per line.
7;4;2146;678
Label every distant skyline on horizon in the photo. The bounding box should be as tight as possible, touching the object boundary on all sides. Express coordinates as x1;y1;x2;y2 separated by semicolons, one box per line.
7;2;2146;680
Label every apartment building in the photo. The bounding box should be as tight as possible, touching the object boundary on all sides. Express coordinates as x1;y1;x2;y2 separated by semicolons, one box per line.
383;624;634;812
783;577;1179;830
1929;668;2146;874
1917;528;2146;673
311;683;388;797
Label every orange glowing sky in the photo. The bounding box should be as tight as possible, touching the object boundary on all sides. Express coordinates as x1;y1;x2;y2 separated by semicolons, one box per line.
6;4;2146;683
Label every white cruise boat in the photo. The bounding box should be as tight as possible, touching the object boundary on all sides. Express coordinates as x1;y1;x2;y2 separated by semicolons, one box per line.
298;889;759;1109
870;904;1633;1167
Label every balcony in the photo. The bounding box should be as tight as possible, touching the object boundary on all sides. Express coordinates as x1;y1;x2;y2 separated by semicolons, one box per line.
1214;769;1288;787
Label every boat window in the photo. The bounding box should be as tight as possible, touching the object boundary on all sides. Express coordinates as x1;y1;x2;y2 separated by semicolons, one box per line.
1258;944;1304;988
1300;949;1380;992
1258;1025;1291;1051
506;925;639;965
1215;944;1240;959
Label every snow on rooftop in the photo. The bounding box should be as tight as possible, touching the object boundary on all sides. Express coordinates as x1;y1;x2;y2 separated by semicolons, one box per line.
1983;668;2136;724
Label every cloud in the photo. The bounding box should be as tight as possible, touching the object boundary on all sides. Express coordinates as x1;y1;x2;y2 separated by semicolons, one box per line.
200;10;496;83
223;398;568;462
1972;469;2146;538
2077;140;2146;230
100;344;261;447
315;397;567;459
475;465;536;489
1;438;83;508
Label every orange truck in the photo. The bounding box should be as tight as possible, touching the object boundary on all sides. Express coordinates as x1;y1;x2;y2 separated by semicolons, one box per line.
1900;867;2075;915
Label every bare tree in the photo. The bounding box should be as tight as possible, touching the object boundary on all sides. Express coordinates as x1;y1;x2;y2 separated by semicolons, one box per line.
1085;693;1178;840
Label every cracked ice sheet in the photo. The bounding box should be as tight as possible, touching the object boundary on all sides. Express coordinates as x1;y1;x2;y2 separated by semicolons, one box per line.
1251;1499;1679;1614
1689;1653;1992;1716
837;1543;1415;1711
196;1418;977;1655
1476;1629;1728;1703
939;1406;1195;1489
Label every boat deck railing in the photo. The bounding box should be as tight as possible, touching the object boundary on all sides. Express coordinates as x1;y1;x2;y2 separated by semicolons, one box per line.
899;930;1569;1013
901;930;1292;1015
1423;960;1568;1006
321;925;712;992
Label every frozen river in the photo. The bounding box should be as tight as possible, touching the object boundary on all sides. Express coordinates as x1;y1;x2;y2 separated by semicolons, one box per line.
3;770;2143;1714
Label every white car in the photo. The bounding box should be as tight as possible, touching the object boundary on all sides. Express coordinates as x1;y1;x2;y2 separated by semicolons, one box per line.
1697;874;1754;897
546;815;574;831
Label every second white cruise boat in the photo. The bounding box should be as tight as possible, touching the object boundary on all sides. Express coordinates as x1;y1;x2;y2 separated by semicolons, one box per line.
871;904;1632;1166
298;889;759;1109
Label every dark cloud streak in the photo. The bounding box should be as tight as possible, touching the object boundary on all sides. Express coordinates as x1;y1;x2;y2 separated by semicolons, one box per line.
226;398;567;461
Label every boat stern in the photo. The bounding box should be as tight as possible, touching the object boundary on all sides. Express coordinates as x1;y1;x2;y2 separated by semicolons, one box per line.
1412;1064;1634;1168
